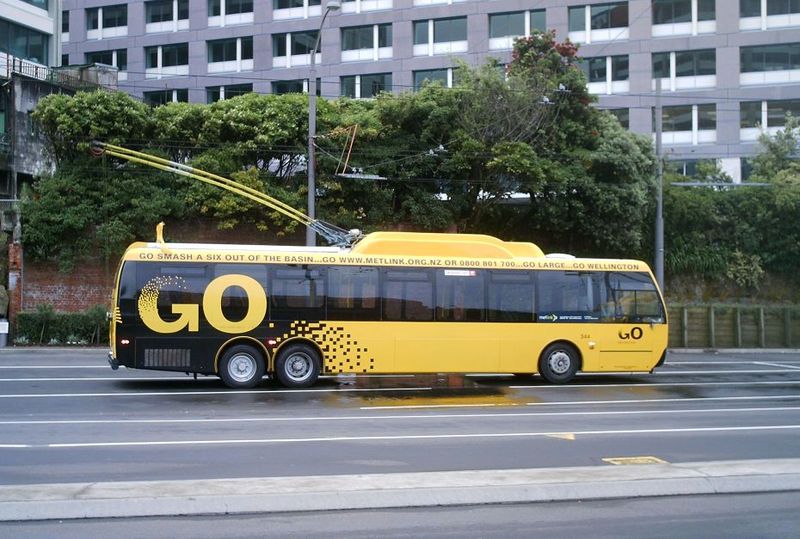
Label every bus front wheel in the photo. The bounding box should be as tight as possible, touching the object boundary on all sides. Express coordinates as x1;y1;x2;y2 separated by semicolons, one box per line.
276;343;321;388
219;344;266;389
538;343;579;384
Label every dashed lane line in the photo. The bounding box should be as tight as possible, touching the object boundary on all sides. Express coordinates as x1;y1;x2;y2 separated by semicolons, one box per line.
0;405;799;426
0;386;433;398
754;362;800;371
27;424;800;449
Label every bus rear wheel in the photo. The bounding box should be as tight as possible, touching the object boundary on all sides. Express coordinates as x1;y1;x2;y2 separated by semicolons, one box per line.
219;344;266;389
538;343;579;384
276;343;321;389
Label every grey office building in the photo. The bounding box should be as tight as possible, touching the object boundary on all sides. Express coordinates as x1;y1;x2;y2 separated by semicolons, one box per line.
56;0;800;181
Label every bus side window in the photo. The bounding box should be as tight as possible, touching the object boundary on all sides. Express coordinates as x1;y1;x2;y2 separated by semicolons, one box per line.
436;270;485;322
136;264;208;322
327;266;380;321
488;271;534;322
600;272;664;323
536;270;600;319
270;265;326;321
382;270;434;321
213;264;268;323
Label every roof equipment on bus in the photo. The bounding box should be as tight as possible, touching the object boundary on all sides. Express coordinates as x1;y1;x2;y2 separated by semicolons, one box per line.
90;141;362;248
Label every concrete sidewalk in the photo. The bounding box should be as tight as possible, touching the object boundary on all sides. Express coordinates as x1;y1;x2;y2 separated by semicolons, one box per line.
1;458;799;521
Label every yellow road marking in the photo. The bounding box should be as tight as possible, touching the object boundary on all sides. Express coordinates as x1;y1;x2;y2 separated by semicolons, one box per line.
602;456;669;465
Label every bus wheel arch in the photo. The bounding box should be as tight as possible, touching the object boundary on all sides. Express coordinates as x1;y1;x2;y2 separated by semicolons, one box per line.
274;339;322;389
538;341;581;384
217;341;268;389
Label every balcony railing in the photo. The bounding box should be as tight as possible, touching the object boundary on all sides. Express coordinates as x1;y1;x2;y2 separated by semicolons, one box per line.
1;52;106;92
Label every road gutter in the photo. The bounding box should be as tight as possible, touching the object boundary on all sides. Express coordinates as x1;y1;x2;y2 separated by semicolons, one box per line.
1;458;800;521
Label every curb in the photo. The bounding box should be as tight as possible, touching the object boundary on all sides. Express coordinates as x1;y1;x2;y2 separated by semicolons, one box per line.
2;458;800;521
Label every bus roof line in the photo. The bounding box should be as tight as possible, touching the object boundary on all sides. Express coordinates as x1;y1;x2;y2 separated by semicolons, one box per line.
90;141;362;248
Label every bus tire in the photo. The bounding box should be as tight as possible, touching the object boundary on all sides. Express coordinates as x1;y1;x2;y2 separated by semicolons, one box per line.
219;344;266;389
276;343;321;389
538;343;579;384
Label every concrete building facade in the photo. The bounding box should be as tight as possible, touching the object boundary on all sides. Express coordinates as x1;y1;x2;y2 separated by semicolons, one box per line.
51;0;800;180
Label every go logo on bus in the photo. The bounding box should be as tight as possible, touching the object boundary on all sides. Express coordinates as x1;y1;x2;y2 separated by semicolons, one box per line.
618;327;644;340
138;274;267;334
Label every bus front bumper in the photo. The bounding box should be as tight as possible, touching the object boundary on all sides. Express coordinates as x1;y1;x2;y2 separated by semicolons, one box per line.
108;351;120;371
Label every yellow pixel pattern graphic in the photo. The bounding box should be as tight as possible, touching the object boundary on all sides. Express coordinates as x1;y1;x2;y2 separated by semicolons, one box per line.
275;321;376;374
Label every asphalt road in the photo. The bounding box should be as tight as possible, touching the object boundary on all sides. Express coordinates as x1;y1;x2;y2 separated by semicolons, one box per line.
1;348;799;485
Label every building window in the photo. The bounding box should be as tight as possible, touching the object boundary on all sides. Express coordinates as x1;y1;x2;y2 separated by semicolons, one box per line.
144;89;189;106
61;54;69;65
488;10;547;50
740;42;800;85
414;68;457;90
21;0;48;9
740;98;800;140
0;21;50;64
741;0;800;30
568;3;629;43
103;5;127;28
582;55;629;94
658;104;716;144
272;31;320;68
145;43;189;78
208;0;255;26
341;24;392;62
208;37;253;72
207;83;253;103
652;0;716;36
273;0;322;20
86;49;128;71
652;49;716;90
86;5;128;39
146;0;189;32
271;79;320;95
62;11;69;33
341;73;391;98
607;108;630;128
413;17;468;56
341;0;393;14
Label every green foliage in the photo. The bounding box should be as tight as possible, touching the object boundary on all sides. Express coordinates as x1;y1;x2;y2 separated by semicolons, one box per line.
21;156;188;271
750;114;800;183
725;250;765;289
32;91;151;162
15;305;109;345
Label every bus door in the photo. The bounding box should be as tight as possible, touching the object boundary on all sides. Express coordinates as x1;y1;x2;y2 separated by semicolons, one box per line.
595;272;666;371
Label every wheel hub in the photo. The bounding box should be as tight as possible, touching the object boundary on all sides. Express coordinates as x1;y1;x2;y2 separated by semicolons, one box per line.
548;351;571;375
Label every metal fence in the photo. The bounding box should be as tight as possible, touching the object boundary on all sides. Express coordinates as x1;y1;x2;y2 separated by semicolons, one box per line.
668;305;800;349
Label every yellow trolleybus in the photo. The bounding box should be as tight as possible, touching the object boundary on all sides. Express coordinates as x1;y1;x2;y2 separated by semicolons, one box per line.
108;230;668;388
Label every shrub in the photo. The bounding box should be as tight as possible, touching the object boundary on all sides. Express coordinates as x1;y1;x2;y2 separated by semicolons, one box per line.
15;305;109;345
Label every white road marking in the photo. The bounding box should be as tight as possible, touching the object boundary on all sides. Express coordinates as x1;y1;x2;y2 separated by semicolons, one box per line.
2;379;800;399
754;362;800;371
0;386;432;398
0;366;108;369
653;369;800;374
39;424;800;449
0;406;798;426
510;380;800;389
0;377;192;382
362;394;800;410
667;361;800;365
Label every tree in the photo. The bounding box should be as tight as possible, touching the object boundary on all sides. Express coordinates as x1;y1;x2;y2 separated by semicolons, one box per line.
32;90;152;163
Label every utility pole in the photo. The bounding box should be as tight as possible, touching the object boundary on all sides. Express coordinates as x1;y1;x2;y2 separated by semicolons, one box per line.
654;78;665;292
306;0;341;246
